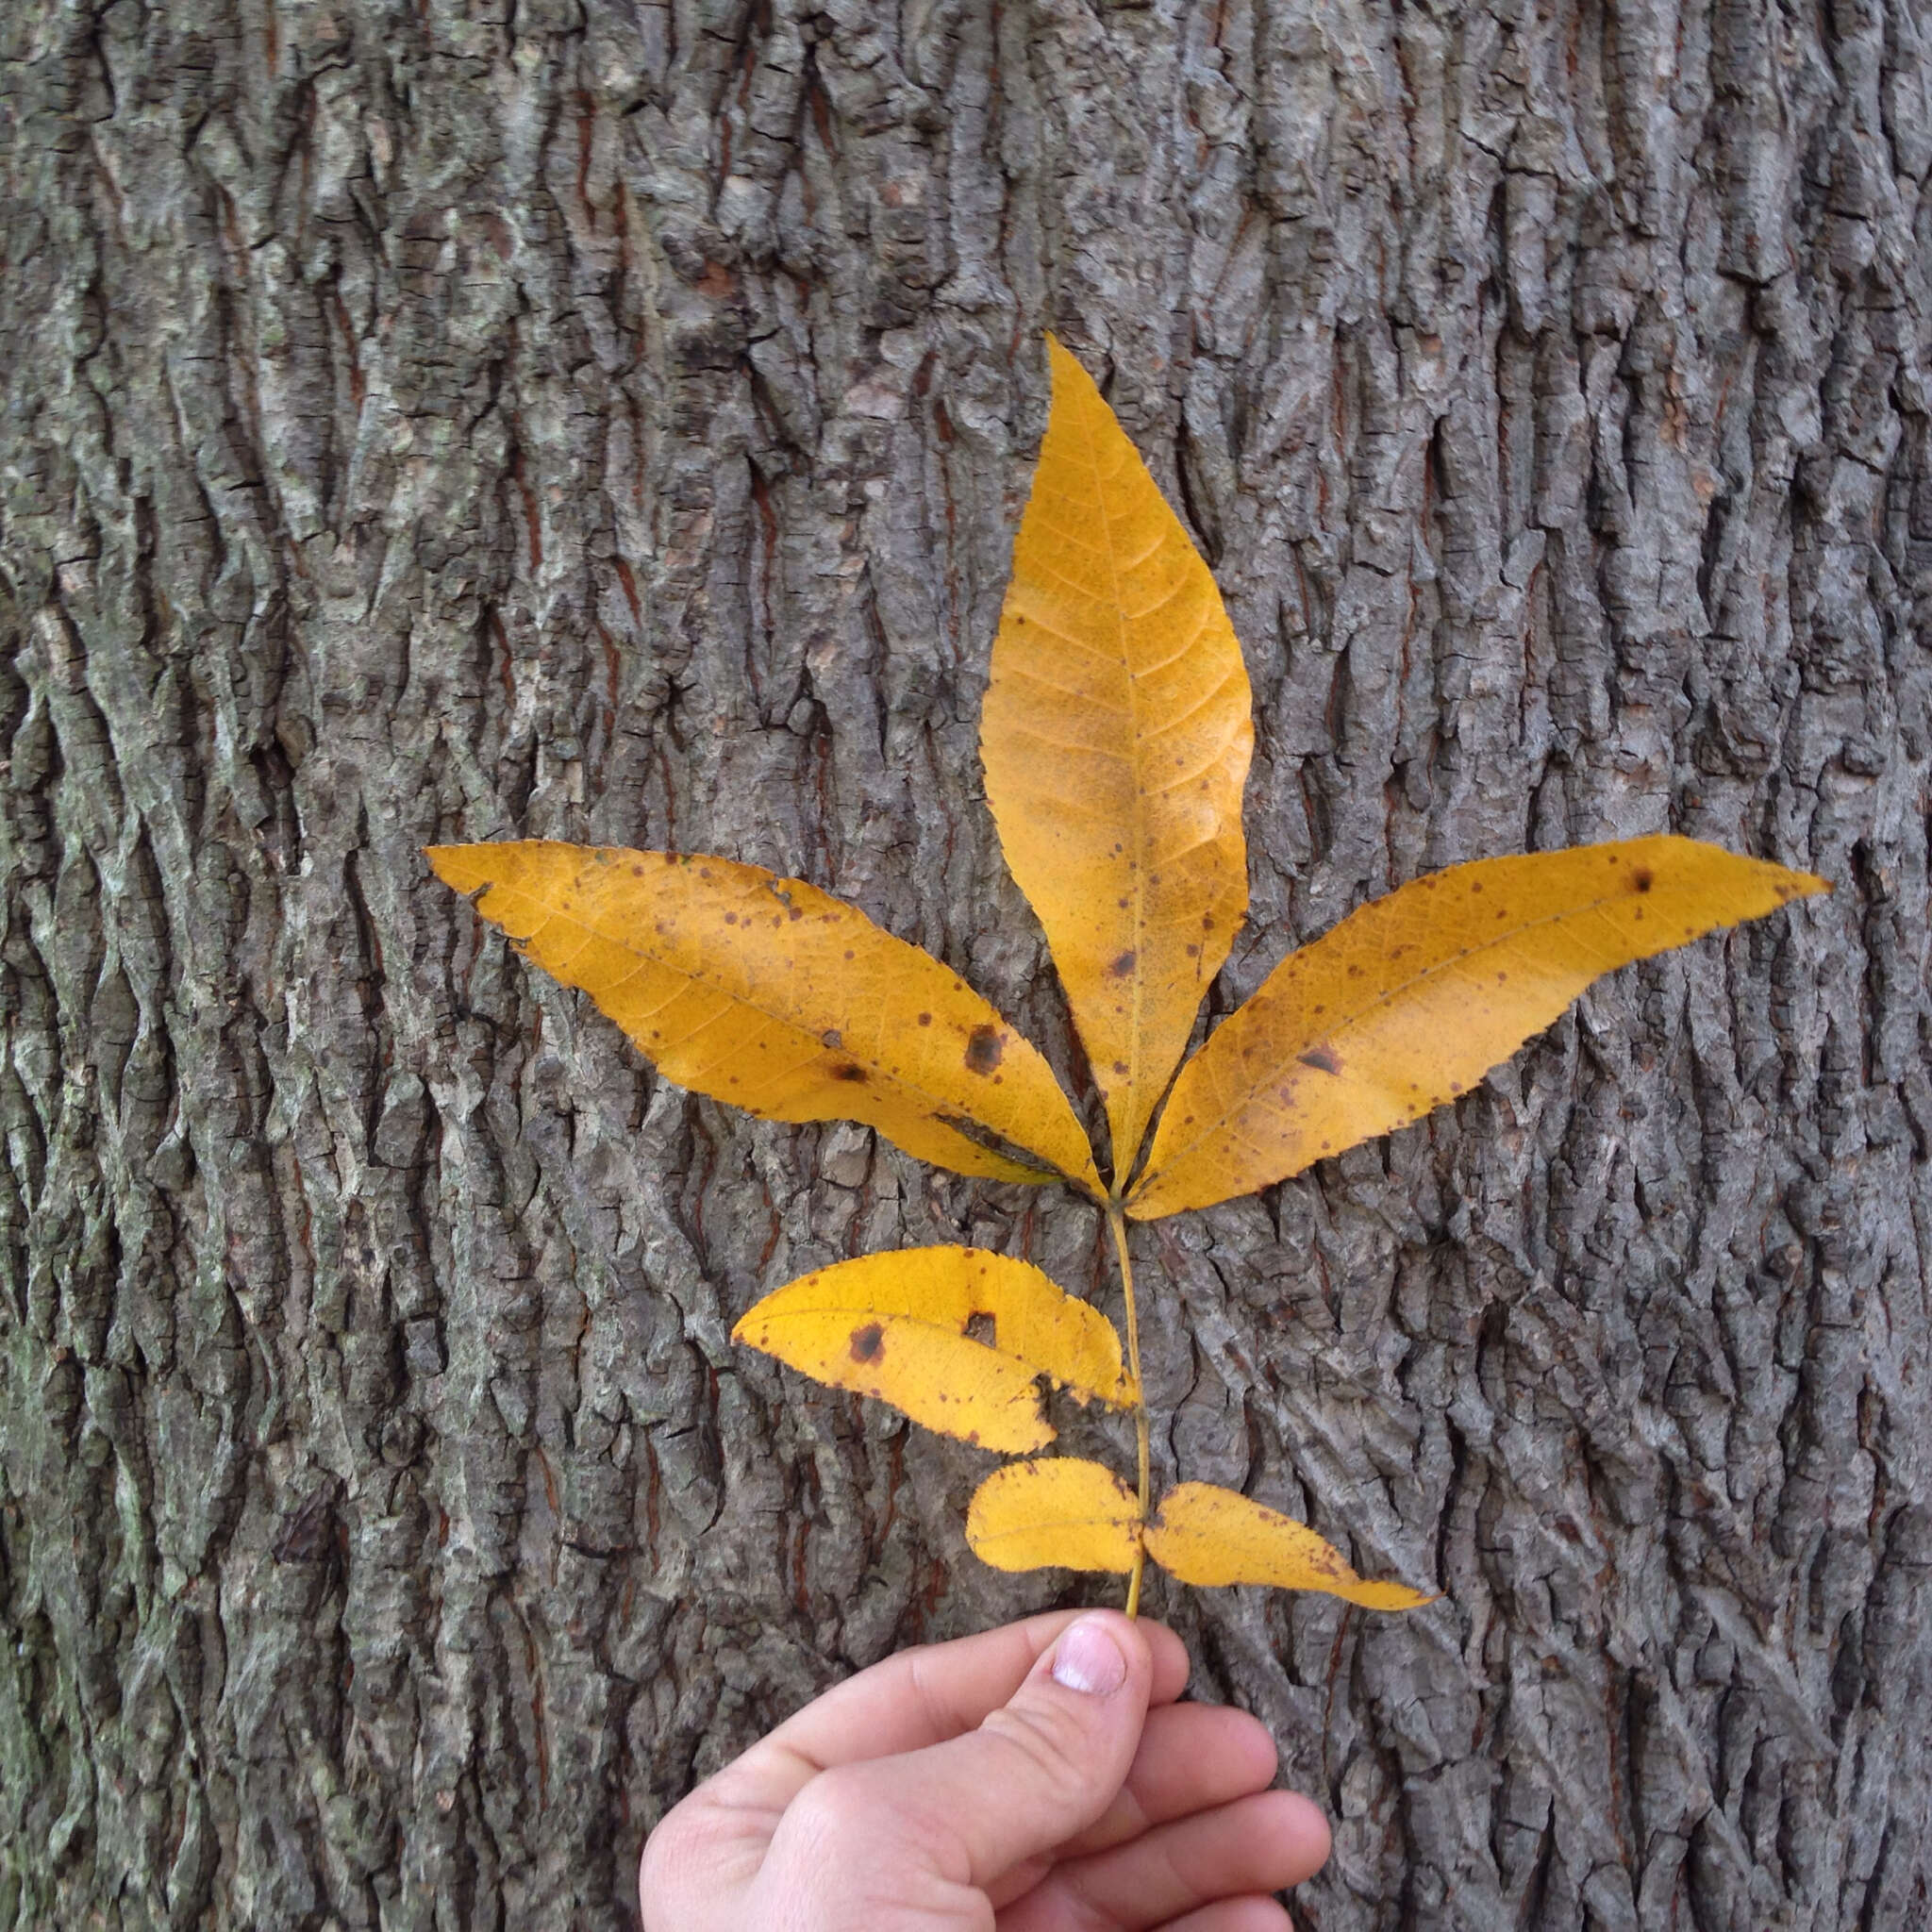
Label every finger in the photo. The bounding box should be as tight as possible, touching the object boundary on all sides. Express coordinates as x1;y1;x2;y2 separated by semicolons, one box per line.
1158;1902;1295;1932
760;1612;1158;1901
1060;1701;1279;1856
717;1610;1190;1816
640;1789;773;1932
987;1702;1279;1909
1007;1790;1330;1931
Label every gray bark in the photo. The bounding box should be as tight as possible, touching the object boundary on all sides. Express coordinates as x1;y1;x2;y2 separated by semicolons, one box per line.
3;0;1930;1926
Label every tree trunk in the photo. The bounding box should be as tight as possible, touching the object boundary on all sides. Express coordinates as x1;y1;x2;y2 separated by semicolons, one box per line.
4;1;1929;1926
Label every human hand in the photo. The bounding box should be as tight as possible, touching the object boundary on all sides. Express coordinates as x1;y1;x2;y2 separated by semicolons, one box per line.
639;1607;1331;1930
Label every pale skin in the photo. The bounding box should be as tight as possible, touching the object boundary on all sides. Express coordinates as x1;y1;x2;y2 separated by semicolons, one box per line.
640;1608;1332;1932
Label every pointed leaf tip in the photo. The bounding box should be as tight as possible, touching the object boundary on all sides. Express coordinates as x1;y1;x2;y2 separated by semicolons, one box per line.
734;1249;1131;1453
982;337;1253;1187
428;840;1101;1192
1145;1483;1434;1610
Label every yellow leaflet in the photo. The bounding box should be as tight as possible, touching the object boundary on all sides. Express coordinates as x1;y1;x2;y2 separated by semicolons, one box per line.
1144;1484;1433;1610
428;842;1100;1192
732;1249;1132;1454
965;1458;1142;1574
981;337;1253;1186
1130;836;1827;1218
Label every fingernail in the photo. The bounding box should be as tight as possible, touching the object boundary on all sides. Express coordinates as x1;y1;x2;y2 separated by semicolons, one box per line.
1050;1616;1127;1695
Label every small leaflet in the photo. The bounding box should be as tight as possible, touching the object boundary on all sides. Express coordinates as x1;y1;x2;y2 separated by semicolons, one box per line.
734;1249;1132;1455
1144;1483;1434;1610
965;1458;1142;1574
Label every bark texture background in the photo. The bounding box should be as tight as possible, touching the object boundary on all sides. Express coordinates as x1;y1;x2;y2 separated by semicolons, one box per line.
4;1;1931;1926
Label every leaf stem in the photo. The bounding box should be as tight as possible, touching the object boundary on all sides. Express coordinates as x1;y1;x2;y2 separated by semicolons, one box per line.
1107;1203;1150;1617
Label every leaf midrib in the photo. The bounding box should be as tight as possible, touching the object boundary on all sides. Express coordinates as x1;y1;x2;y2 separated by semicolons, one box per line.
750;1303;1121;1400
1077;397;1150;1177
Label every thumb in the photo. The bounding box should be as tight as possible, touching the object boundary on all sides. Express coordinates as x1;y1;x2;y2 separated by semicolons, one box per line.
805;1612;1155;1896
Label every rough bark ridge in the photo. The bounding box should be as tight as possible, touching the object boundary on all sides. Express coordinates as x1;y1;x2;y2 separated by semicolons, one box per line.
3;1;1930;1927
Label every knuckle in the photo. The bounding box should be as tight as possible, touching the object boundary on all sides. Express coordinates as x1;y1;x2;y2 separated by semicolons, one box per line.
781;1765;886;1854
978;1697;1100;1789
639;1792;739;1904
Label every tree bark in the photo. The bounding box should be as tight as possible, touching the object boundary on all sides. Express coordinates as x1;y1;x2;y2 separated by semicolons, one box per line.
4;1;1930;1926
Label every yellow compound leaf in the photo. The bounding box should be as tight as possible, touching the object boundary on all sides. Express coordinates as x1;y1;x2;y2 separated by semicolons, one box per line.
428;842;1101;1192
1144;1484;1433;1610
732;1249;1132;1454
1129;836;1828;1218
966;1458;1143;1574
981;337;1253;1186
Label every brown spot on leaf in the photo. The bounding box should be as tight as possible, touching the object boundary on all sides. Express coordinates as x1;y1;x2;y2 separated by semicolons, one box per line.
630;863;644;876
1298;1045;1342;1074
918;1011;932;1026
1108;949;1137;978
849;1323;885;1363
965;1024;1005;1075
830;1062;867;1083
1112;1059;1129;1075
1632;868;1654;892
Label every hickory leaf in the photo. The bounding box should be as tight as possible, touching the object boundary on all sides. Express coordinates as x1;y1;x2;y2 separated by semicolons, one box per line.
430;335;1829;1620
982;337;1253;1185
1127;836;1825;1218
426;841;1100;1191
732;1247;1133;1454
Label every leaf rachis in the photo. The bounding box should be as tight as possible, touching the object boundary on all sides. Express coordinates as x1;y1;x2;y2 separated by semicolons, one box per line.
1106;1203;1152;1618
